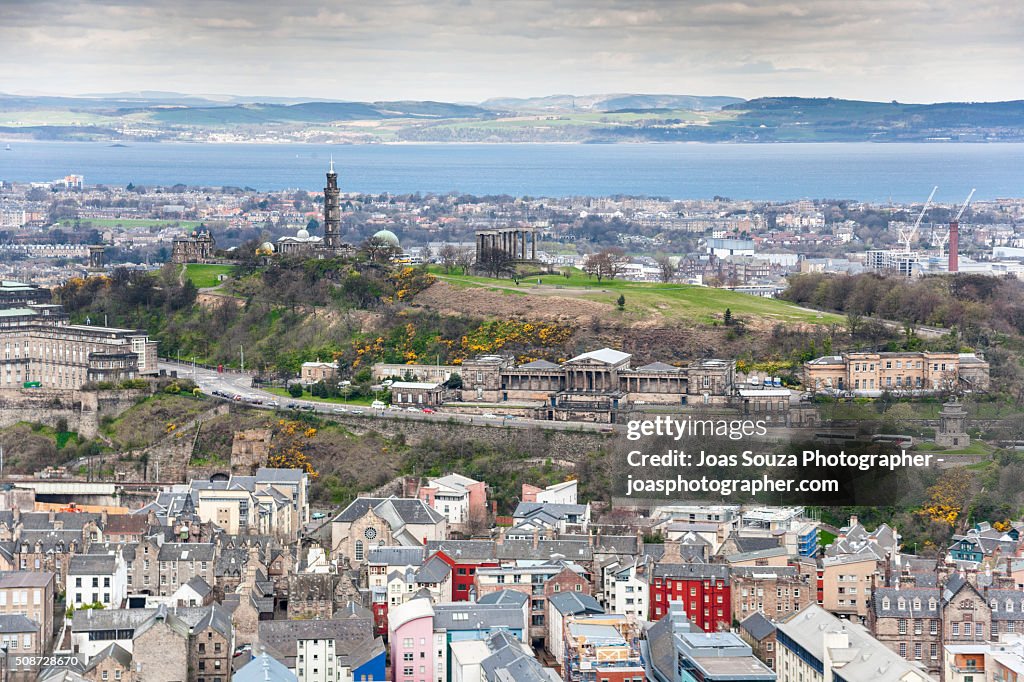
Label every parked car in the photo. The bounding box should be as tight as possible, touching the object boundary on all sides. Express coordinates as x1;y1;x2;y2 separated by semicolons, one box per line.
371;400;387;410
406;406;419;412
333;407;348;414
421;407;435;414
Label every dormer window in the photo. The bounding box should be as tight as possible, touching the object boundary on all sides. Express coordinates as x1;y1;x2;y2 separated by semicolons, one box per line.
882;597;891;610
1008;600;1015;613
897;598;906;610
913;599;921;610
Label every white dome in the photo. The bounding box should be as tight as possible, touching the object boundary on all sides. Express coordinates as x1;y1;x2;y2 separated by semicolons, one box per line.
296;228;310;240
373;229;400;247
259;241;275;252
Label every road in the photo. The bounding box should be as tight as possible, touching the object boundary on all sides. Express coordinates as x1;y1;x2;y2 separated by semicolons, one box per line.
158;360;619;434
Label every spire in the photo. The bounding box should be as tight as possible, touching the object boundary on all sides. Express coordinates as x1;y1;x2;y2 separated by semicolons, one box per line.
329;155;334;174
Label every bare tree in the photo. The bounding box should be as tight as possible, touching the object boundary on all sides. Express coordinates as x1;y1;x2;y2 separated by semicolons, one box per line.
438;244;459;274
477;246;515;279
655;254;676;283
360;236;402;263
582;248;628;283
455;248;475;274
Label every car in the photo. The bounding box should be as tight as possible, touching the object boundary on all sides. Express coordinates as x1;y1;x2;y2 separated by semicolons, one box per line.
350;409;364;415
371;400;386;410
388;404;402;410
232;394;242;401
285;402;297;409
481;413;498;419
267;401;279;407
406;406;419;412
311;512;327;520
333;407;349;414
299;404;315;412
421;407;435;414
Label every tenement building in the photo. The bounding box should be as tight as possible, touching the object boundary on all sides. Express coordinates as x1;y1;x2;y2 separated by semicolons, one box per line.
804;351;990;395
0;281;157;389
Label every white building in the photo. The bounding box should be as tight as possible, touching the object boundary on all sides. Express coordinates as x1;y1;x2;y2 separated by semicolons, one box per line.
66;552;127;610
605;558;649;619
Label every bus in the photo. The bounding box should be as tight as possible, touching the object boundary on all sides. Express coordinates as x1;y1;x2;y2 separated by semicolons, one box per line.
872;434;915;447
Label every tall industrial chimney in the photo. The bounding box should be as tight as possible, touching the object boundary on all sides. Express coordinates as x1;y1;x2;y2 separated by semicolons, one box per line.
948;220;959;272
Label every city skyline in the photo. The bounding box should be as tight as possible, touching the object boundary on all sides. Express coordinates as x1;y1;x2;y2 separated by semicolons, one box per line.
1;0;1023;104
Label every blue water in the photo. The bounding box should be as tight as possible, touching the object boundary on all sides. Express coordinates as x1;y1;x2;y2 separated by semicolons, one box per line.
1;141;1022;202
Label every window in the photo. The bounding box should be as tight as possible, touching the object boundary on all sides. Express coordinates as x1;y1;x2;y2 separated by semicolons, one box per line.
355;540;364;562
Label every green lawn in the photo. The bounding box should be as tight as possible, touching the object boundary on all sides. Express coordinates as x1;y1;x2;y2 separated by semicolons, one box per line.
184;264;237;288
431;267;841;325
264;387;383;406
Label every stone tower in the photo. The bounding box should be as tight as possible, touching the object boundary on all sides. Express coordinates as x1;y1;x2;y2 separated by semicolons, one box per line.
936;399;969;448
323;158;342;250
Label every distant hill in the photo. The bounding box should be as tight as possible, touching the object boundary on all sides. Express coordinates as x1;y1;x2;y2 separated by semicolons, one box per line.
1;92;1023;143
480;93;744;112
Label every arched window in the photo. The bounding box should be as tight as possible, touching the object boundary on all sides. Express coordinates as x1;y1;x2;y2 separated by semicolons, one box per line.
355;540;364;562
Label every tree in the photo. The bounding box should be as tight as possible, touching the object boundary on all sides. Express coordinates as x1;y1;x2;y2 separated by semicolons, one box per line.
655;254;676;283
438;244;459;274
445;373;463;389
724;308;733;326
455;248;475;274
845;309;864;341
288;383;304;398
477;246;515;279
617;294;626;311
582;248;626;283
360;236;401;263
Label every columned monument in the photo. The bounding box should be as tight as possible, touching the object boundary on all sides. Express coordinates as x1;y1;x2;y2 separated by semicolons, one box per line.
475;227;538;263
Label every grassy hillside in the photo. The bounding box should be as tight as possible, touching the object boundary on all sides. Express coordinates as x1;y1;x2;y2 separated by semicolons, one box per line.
431;267;841;325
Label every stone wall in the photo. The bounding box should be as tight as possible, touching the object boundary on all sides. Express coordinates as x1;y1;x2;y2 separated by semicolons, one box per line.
0;388;149;439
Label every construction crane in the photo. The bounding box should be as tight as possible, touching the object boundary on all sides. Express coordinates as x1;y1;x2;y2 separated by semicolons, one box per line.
898;186;937;253
933;189;976;261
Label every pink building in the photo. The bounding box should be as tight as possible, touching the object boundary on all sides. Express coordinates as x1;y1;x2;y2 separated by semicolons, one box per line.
417;473;489;529
389;597;442;682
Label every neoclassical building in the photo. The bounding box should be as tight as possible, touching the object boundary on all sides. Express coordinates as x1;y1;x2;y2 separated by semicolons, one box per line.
804;351;990;395
373;348;734;423
0;281;158;389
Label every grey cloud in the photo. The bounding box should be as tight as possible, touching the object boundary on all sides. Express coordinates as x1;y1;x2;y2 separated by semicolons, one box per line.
0;0;1020;102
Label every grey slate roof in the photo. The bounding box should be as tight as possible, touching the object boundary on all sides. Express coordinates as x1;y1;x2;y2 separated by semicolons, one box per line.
0;614;38;633
653;562;730;580
333;497;445;526
740;612;776;642
547;591;603;616
415;554;452;584
477;590;529;607
68;553;117;575
367;546;426;566
495;539;592;562
157;542;215;562
82;643;132;673
426;540;498;561
433;603;526;631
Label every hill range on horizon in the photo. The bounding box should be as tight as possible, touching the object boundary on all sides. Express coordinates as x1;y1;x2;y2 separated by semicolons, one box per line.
1;91;1023;144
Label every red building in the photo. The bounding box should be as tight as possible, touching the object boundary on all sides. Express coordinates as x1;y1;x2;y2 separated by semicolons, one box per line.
649;563;731;632
425;541;501;602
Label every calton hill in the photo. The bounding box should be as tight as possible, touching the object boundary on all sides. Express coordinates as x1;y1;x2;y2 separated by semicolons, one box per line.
3;238;1024;553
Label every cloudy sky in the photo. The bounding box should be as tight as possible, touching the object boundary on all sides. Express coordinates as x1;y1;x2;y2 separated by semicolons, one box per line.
2;0;1022;103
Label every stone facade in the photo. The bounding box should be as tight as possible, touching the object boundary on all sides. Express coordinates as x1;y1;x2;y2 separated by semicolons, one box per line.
133;613;189;682
171;230;216;264
230;429;273;475
453;349;737;423
804;351;990;395
731;569;815;624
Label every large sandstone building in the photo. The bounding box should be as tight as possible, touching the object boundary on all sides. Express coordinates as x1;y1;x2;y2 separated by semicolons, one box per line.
0;280;158;389
804;350;989;395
